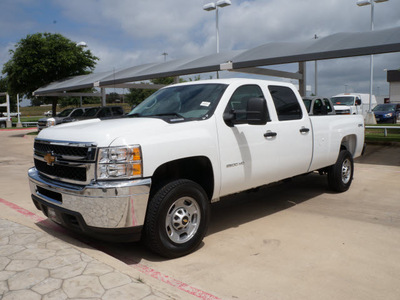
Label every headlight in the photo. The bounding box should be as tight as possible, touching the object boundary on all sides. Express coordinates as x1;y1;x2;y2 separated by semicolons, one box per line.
46;118;55;127
96;145;142;180
384;113;393;118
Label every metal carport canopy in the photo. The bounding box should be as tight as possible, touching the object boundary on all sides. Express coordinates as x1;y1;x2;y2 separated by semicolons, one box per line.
32;26;400;96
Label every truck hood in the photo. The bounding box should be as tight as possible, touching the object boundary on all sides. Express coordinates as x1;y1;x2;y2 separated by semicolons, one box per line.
333;105;351;110
36;117;187;147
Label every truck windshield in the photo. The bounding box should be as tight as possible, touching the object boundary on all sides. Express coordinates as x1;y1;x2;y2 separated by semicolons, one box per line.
128;84;228;120
332;96;355;106
57;109;73;117
373;104;396;112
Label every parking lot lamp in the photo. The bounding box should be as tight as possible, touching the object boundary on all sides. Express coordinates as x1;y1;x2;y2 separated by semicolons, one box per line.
356;0;389;123
203;0;231;54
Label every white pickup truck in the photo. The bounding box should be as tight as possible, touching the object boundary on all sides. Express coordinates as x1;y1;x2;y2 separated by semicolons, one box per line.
28;79;365;258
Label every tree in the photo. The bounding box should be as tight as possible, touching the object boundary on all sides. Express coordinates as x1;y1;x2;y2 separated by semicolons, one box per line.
107;92;120;103
2;32;98;113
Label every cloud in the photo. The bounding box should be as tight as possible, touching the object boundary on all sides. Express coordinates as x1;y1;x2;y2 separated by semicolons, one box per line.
1;0;399;97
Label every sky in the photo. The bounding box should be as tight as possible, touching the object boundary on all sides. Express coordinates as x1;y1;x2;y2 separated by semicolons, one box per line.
0;0;400;100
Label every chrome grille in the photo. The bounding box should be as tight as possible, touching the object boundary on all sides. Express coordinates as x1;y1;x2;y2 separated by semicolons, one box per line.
34;139;97;184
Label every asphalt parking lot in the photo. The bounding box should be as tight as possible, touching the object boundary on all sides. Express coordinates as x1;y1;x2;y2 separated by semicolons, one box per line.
1;128;400;299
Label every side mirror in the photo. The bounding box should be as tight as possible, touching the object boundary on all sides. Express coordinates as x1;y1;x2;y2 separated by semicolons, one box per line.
355;98;361;106
247;97;269;125
223;97;269;127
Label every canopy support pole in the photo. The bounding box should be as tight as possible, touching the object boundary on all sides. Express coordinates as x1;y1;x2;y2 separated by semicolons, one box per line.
298;62;307;96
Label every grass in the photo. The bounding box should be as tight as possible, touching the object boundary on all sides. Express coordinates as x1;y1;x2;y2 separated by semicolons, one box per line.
365;123;400;143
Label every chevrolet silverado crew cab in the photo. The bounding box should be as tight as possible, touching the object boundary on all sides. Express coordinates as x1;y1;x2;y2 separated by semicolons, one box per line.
28;79;365;258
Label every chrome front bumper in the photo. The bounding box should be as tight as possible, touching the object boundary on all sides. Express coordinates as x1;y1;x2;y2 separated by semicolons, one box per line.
28;167;151;231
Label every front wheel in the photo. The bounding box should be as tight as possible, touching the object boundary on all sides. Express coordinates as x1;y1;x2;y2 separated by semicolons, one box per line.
143;179;210;258
327;150;354;192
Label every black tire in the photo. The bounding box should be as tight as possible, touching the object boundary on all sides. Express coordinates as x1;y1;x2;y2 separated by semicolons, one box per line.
0;122;5;128
143;179;210;258
327;150;354;192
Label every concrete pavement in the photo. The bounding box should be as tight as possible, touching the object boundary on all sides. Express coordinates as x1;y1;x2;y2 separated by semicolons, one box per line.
0;218;170;300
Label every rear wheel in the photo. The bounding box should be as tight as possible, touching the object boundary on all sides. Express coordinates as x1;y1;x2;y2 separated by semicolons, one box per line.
143;179;210;258
0;122;5;128
327;150;354;192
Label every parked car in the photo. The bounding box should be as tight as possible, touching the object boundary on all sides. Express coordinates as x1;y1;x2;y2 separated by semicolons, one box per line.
43;110;52;116
1;112;21;117
302;96;336;115
372;103;400;124
66;106;125;122
37;107;87;132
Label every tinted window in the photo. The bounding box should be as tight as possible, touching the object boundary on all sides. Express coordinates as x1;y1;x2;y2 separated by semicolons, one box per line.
225;85;265;121
57;108;73;117
303;99;312;113
313;99;323;115
98;108;112;117
84;107;101;117
71;109;84;117
323;98;333;113
268;86;302;121
111;107;124;115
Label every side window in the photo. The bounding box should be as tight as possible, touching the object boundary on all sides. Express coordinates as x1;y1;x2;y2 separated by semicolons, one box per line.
313;99;323;115
98;108;112;118
323;98;333;113
71;109;84;117
268;85;302;121
225;85;265;121
111;107;124;115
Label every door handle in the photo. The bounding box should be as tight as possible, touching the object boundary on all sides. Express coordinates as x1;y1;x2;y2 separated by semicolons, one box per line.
264;131;277;138
299;128;310;134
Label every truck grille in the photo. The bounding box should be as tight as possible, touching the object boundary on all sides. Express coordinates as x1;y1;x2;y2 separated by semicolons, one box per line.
34;139;97;184
34;141;90;157
34;159;87;182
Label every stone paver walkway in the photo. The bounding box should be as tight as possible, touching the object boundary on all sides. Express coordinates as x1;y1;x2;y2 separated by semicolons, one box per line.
0;219;173;300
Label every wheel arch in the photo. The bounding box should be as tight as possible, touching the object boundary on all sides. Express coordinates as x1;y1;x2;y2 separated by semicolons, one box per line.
150;156;214;201
340;134;357;156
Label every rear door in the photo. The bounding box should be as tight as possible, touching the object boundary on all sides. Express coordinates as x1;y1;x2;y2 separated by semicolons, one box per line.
265;85;313;179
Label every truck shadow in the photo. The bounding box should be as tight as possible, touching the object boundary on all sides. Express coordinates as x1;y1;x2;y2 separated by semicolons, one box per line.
34;173;331;264
208;173;329;236
355;144;400;167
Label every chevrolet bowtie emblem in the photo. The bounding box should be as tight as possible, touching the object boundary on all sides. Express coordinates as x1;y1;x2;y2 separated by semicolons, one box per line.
44;152;56;166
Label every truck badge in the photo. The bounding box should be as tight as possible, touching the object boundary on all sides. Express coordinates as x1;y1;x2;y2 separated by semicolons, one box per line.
44;152;56;166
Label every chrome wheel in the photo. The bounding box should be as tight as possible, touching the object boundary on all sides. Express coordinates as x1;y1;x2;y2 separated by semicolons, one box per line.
165;197;201;244
342;158;352;184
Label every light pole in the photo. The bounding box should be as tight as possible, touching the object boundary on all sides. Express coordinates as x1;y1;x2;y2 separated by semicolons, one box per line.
203;0;231;54
314;34;318;95
356;0;389;123
76;41;88;107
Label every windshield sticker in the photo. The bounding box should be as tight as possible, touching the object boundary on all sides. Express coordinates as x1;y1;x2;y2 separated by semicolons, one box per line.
200;101;211;107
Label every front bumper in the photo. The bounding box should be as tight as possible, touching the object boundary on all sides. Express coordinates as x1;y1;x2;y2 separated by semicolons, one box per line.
28;167;151;241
